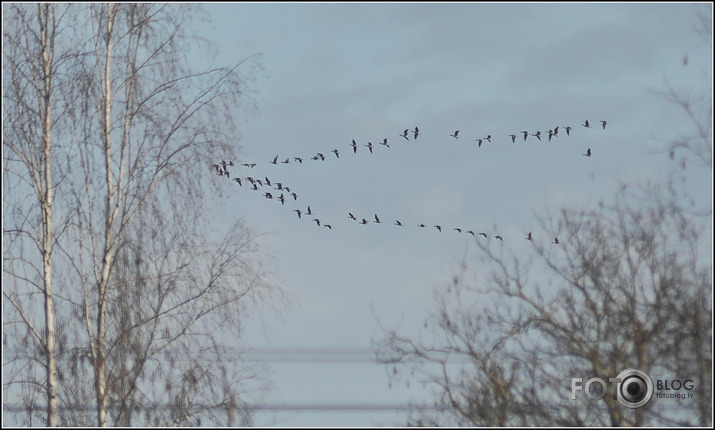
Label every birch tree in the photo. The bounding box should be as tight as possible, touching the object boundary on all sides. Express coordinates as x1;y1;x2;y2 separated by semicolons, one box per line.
4;3;272;426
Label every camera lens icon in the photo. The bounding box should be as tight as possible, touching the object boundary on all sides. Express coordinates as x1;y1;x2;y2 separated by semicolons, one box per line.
616;369;654;408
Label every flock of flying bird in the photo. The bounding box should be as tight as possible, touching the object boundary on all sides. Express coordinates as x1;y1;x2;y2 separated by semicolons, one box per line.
211;119;608;244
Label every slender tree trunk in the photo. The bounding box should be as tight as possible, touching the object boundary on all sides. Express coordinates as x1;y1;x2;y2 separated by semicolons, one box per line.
38;4;59;426
95;5;118;426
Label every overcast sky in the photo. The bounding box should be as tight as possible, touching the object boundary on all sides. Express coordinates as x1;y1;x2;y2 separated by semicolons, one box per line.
194;2;711;426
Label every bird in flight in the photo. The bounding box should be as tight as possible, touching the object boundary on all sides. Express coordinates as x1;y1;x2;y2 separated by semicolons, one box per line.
233;178;242;186
306;206;313;215
331;149;340;158
379;139;390;148
313;219;321;226
495;235;504;241
374;214;382;224
400;129;410;140
582;120;591;128
564;126;572;136
583;148;592;157
324;224;332;229
467;230;476;236
351;139;358;153
278;194;285;205
395;220;403;226
291;192;298;200
263;192;273;199
293;209;302;219
418;224;427;228
241;163;256;168
282;158;290;164
509;134;517;143
526;232;532;241
454;228;463;233
553;237;559;245
366;142;374;153
522;131;529;141
479;232;488;238
413;127;420;139
484;135;492;143
476;138;483;147
360;218;369;225
294;157;303;164
434;225;442;232
270;156;278;165
348;212;357;221
450;130;460;139
316;152;326;161
532;131;542;141
600;120;607;130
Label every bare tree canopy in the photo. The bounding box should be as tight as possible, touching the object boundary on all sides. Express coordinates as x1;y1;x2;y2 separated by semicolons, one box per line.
3;3;273;426
376;182;712;426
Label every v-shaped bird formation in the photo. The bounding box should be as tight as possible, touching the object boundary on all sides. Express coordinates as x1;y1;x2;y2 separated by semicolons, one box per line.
212;119;608;244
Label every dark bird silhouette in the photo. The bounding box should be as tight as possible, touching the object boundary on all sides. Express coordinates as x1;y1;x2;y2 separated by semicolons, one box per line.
274;182;283;190
582;120;591;128
509;134;517;143
600;120;607;130
553;237;559;245
278;194;285;205
479;232;488;238
281;158;290;164
241;163;256;168
291;192;298;200
270;156;278;165
351;139;358;153
317;153;325;161
324;224;332;229
583;148;592;157
361;218;369;225
532;131;542;141
379;139;390;148
548;130;556;141
400;129;410;140
395;220;403;226
484;135;492;143
476;138;483;147
264;177;271;186
435;225;442;232
564;126;572;136
418;224;427;228
313;219;321;226
454;228;463;233
366;142;374;153
294;157;303;164
526;232;532;241
263;192;273;199
522;131;529;141
233;177;242;186
293;209;302;219
413;127;420;139
495;235;504;241
374;214;382;224
348;212;357;221
306;206;313;215
450;130;460;139
255;179;263;187
467;230;476;236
